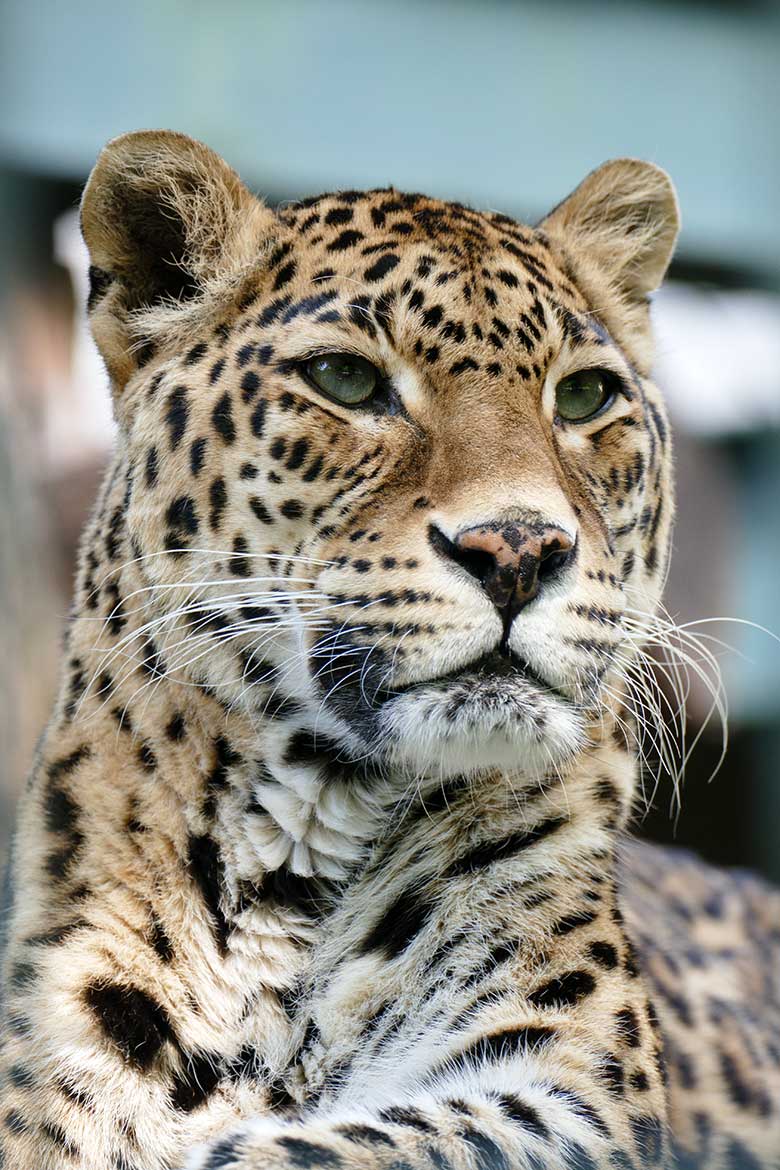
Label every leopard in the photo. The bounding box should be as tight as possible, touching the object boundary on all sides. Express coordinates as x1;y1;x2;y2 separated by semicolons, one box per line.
1;128;779;1170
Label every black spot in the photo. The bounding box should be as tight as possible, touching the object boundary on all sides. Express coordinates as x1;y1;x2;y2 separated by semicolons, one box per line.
9;961;36;990
284;730;340;769
280;499;304;520
378;1106;434;1133
552;1087;610;1139
170;1050;223;1112
149;916;174;962
42;1119;77;1155
718;1049;769;1114
145;447;158;487
5;1109;29;1134
359;886;436;957
187;834;230;954
44;751;87;880
229;535;252;577
166;388;189;449
454;1026;554;1068
723;1138;762;1170
249;497;273;525
447;817;565;876
528;969;596;1009
84;980;174;1070
615;1006;642;1048
497;1094;549;1139
166;496;199;535
258;1075;293;1114
303;454;325;482
566;1144;598;1170
258;868;336;919
209;478;227;531
273;261;297;291
203;736;242;820
250;398;267;438
166;713;186;741
601;1053;625;1096
286;438;309;470
258;295;293;327
365;253;400;282
552;907;598;936
336;1123;395;1149
104;497;129;560
348;295;377;337
241;369;261;401
450;357;480;376
325;207;354;226
284;291;339;325
6;1013;32;1036
42;1119;81;1163
137;743;157;772
630;1115;663;1165
588;941;619;969
212;392;236;444
190;437;207;476
185;342;208;366
327;229;364;252
268;241;292;268
224;1044;263;1086
200;1135;244;1169
461;1127;508;1170
47;745;91;786
462;938;517;987
9;1064;36;1090
276;1137;343;1168
209;358;225;385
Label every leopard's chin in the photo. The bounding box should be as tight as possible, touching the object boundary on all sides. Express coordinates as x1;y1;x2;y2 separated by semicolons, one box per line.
306;644;585;777
370;659;585;778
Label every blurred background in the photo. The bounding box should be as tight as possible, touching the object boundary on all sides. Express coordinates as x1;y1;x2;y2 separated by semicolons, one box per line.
1;0;779;878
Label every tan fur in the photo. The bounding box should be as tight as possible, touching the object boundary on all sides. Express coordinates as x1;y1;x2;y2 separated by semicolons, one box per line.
1;131;777;1170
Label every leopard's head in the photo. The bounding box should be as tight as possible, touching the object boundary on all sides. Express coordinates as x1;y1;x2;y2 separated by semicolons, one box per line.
81;131;678;778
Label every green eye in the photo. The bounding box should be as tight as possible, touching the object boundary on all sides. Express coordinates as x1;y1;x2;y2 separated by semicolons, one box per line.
555;369;616;422
304;352;379;405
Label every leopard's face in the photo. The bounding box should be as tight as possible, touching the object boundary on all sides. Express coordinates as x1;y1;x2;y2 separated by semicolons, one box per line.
83;134;678;778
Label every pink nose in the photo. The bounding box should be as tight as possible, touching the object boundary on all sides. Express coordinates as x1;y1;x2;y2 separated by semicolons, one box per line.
432;520;575;622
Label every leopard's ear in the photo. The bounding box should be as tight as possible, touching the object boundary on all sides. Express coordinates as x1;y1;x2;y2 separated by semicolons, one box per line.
539;159;680;301
81;130;275;390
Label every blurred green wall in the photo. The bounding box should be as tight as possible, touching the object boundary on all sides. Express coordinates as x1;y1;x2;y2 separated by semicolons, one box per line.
1;0;779;280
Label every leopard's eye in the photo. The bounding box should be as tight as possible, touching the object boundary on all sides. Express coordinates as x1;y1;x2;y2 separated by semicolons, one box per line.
555;369;617;422
304;353;379;405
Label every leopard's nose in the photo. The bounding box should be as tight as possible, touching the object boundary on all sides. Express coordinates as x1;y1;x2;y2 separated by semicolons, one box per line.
429;520;575;624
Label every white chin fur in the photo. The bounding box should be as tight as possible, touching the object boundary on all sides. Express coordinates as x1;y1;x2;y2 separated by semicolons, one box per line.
375;672;584;777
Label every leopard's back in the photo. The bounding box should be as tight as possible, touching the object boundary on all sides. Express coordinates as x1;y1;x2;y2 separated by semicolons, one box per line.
621;840;780;1166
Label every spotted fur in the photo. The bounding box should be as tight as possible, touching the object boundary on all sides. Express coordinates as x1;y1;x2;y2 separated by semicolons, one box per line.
1;131;778;1170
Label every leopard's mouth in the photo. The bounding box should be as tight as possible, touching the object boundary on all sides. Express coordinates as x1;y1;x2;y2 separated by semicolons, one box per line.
387;648;564;702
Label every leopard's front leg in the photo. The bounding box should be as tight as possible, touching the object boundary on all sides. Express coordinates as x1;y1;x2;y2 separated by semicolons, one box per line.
184;1082;613;1170
184;1004;664;1170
